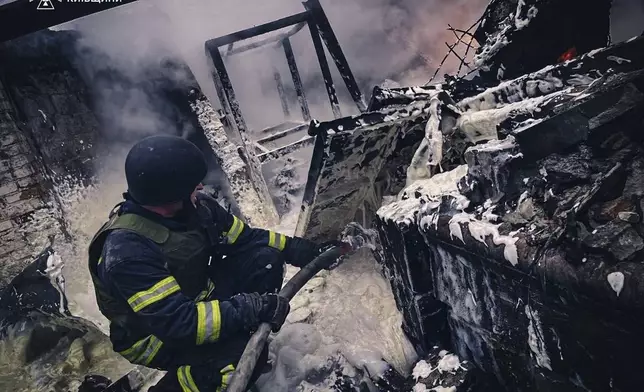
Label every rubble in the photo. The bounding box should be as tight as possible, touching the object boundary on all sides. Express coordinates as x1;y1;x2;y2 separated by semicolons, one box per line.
0;248;155;392
292;1;644;387
410;348;478;391
367;34;644;392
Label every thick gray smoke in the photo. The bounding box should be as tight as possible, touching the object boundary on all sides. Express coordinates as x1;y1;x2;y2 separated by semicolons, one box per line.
58;0;489;133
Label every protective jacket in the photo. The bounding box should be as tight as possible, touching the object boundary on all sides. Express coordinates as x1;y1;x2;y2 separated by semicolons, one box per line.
88;195;318;367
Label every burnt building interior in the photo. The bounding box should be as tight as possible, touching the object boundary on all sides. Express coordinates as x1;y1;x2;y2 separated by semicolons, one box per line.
1;0;644;391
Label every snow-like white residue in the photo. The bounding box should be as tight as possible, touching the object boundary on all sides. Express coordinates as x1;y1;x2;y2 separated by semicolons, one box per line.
447;213;519;266
44;252;66;314
413;360;433;380
515;0;539;30
437;353;460;373
37;109;47;122
413;383;429;392
431;387;457;392
473;24;512;68
606;55;632;65
255;232;416;391
457;94;552;143
585;47;606;59
607;272;625;296
407;92;443;185
377;165;468;225
567;74;598;86
525;305;552;370
448;216;465;243
497;63;506;80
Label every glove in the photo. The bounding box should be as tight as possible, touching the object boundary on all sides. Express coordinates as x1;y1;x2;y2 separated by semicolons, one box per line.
259;293;290;332
230;292;290;333
286;237;350;269
319;240;349;253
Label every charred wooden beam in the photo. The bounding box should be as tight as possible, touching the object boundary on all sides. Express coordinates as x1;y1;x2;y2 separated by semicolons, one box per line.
254;142;270;154
257;136;315;163
205;42;250;137
224;22;307;57
282;37;311;123
303;0;367;112
368;85;442;111
308;22;342;118
206;11;310;48
273;68;291;118
256;123;309;145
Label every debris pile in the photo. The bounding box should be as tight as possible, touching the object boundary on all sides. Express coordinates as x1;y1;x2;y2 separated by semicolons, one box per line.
372;28;644;392
410;348;480;392
295;0;644;389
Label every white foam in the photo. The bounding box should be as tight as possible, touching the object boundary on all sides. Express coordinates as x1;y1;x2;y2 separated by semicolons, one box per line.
447;213;519;266
44;252;66;314
437;353;461;373
257;213;417;390
412;360;433;380
607;272;625;297
377;165;467;225
526;305;552;370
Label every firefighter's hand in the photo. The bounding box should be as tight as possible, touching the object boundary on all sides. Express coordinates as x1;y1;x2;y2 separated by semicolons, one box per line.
317;240;351;270
231;293;290;333
259;294;290;332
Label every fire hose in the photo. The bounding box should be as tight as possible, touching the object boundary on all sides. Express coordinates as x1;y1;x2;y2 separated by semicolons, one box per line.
225;244;352;392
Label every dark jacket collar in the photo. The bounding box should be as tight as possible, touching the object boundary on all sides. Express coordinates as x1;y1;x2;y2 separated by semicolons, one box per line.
119;200;198;231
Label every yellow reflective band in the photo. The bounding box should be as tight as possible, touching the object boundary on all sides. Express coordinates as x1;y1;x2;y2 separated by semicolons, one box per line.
278;233;286;251
128;276;181;312
195;279;216;302
268;231;287;251
98;256;103;265
225;216;244;244
118;335;163;366
216;364;236;392
221;364;235;373
269;231;276;248
177;366;199;392
196;300;222;345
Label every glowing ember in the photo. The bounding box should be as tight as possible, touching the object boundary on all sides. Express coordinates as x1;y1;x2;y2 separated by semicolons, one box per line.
558;47;577;63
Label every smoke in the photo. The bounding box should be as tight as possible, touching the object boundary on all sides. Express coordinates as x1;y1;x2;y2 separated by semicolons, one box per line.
57;0;488;133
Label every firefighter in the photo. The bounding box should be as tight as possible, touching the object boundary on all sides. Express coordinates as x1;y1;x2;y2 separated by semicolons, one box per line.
88;135;340;392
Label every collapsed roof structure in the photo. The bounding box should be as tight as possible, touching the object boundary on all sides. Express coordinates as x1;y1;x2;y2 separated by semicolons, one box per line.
291;0;644;390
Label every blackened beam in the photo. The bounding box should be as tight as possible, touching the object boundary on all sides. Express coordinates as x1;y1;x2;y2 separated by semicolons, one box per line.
308;22;342;118
274;68;291;117
257;136;316;163
210;61;235;131
260;121;305;134
224;22;308;57
368;85;441;111
256;123;309;145
205;43;250;137
205;11;310;49
458;36;644;113
0;0;139;43
254;142;270;154
283;37;312;123
303;0;367;112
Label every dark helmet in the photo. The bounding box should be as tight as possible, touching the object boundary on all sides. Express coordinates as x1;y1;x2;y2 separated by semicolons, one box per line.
124;135;207;205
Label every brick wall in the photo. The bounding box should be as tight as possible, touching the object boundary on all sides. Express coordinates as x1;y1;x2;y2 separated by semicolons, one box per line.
0;79;50;289
0;30;101;180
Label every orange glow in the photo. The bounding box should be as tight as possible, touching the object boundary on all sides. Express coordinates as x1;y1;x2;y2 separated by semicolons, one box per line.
558;47;577;63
